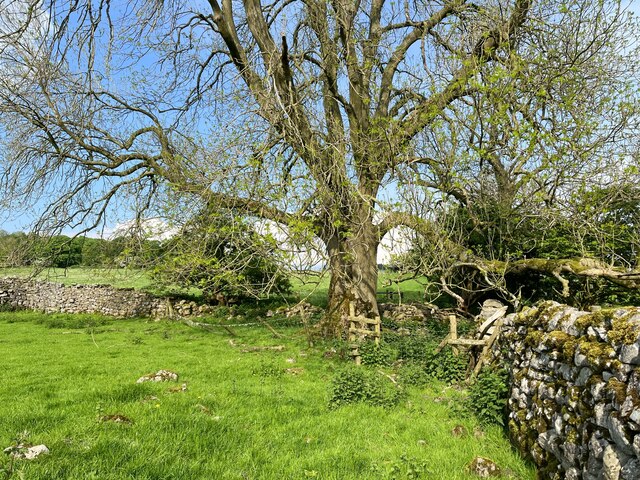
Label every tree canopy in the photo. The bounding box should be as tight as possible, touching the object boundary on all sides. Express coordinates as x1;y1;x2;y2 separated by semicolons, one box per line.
1;0;639;331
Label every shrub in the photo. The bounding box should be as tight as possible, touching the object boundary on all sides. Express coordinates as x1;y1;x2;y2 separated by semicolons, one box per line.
0;302;17;313
423;347;467;384
383;334;467;384
152;212;291;301
359;341;396;367
395;335;432;363
328;366;404;409
467;367;509;425
398;361;430;387
383;333;432;363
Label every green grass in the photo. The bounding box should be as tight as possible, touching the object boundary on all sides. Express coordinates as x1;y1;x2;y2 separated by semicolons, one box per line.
289;271;428;307
0;312;534;479
0;267;153;290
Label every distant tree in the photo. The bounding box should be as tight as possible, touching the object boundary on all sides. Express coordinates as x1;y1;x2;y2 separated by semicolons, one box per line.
0;231;32;267
79;237;107;266
33;235;83;268
101;237;128;267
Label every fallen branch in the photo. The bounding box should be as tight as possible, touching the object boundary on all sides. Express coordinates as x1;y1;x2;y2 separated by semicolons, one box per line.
180;317;237;336
453;257;640;297
228;339;285;352
258;317;284;338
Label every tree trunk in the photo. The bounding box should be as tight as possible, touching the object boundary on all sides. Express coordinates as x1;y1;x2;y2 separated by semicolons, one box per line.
318;223;380;338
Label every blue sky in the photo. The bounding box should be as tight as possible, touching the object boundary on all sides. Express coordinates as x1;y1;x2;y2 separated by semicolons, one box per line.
1;0;640;236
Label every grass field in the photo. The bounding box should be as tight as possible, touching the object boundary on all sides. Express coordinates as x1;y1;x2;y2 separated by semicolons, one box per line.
0;267;153;290
0;312;535;479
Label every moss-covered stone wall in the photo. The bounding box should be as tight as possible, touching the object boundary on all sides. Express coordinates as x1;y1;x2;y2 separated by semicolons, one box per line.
496;301;640;480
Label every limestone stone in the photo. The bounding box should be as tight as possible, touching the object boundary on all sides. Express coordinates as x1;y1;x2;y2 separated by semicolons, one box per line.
622;398;637;419
620;459;640;480
136;370;179;383
467;457;500;477
565;467;580;480
553;414;564;433
577;367;593;387
588;325;608;342
563;442;580;466
559;364;575;381
603;444;622;480
586;455;604;478
3;444;49;460
614;364;634;383
591;381;607;402
608;414;635;455
595;403;609;428
633;435;640;457
538;430;562;459
589;434;606;460
620;344;640;365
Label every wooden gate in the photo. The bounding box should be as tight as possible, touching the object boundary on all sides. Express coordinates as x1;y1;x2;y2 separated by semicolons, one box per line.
434;314;504;378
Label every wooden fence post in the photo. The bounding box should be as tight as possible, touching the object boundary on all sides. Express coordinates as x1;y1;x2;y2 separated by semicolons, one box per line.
449;314;459;355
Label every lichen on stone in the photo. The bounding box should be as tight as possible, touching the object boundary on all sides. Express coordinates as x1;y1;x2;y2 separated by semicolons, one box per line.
607;378;628;405
608;314;640;346
576;339;615;368
575;310;611;332
525;329;545;348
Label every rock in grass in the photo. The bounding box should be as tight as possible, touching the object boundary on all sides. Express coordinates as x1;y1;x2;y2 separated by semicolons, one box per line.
136;369;178;383
24;445;49;460
285;367;305;375
451;425;468;437
168;383;188;393
4;444;49;460
468;457;500;477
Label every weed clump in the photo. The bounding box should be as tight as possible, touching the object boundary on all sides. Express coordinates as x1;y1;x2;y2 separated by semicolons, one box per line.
0;302;18;313
423;347;467;383
398;361;430;387
467;367;509;425
359;341;395;367
371;333;467;384
252;361;283;379
328;365;404;409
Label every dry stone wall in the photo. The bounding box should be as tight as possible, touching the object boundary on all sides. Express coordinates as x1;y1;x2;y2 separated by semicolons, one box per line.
0;277;213;318
495;301;640;480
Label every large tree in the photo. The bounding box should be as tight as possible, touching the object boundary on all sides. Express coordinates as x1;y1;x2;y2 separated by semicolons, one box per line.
1;0;638;333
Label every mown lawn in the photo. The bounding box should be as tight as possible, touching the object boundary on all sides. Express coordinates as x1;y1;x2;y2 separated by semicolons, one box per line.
0;312;534;479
